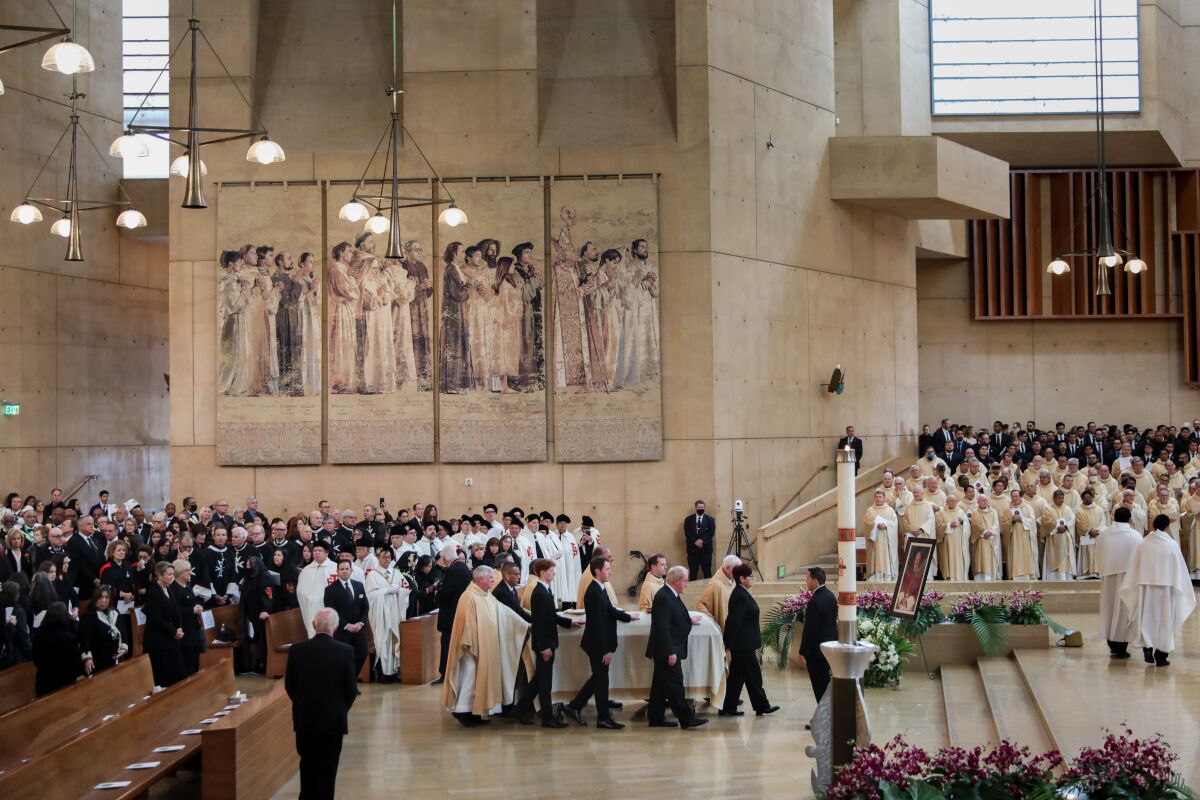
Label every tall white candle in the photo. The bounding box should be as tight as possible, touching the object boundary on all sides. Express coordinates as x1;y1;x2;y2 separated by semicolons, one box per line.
836;447;857;634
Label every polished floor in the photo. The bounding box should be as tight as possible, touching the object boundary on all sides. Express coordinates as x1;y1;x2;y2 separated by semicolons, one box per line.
218;605;1196;798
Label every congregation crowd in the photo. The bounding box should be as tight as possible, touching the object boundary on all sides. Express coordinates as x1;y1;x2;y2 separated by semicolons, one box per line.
862;418;1200;583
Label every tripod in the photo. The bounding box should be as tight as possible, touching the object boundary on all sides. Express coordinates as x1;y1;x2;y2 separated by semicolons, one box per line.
726;512;764;580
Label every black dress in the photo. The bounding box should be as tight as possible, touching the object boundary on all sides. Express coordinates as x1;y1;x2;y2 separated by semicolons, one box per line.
32;624;82;696
78;607;123;673
171;581;205;677
0;607;33;667
143;584;186;687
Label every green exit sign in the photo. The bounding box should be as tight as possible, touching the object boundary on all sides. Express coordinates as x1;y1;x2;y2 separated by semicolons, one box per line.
2;403;19;416
777;564;786;579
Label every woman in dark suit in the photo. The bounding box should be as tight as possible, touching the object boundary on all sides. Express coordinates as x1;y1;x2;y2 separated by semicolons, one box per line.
719;564;779;717
79;586;126;675
143;561;186;687
170;560;205;678
31;602;81;696
0;580;32;668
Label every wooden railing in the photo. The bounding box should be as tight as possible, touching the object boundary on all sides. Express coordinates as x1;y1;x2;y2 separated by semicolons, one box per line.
757;455;916;579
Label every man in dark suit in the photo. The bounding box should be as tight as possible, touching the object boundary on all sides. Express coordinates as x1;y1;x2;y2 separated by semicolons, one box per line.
322;561;370;677
836;425;864;474
515;559;578;728
720;564;779;717
285;607;358;800
991;421;1009;453
646;566;707;729
491;560;530;623
65;517;103;598
210;499;236;533
433;546;472;685
799;566;837;705
563;556;639;729
931;419;954;452
683;500;716;580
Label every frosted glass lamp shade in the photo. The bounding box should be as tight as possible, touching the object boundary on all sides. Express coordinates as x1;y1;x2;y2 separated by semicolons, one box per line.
110;133;150;159
42;42;95;75
1047;258;1070;275
246;136;285;165
169;154;207;177
116;208;148;229
50;217;72;237
364;214;389;235
10;204;43;224
338;201;370;223
438;203;467;227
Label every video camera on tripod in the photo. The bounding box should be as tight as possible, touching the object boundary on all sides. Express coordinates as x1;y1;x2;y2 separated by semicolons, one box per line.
726;499;763;579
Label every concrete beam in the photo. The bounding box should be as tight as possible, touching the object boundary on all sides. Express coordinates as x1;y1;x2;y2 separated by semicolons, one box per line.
830;135;1010;220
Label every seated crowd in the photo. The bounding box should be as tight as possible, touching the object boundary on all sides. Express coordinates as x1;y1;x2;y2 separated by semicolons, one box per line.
869;418;1200;582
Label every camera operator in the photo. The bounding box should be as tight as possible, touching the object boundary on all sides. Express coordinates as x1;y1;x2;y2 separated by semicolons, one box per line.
683;500;715;580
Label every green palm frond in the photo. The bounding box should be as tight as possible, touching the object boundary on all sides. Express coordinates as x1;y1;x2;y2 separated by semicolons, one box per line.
971;604;1009;656
759;606;798;670
1171;773;1200;800
1041;613;1072;637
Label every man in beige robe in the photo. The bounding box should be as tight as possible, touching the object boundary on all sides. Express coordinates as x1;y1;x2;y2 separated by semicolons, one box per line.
1126;459;1156;503
1180;480;1200;579
935;495;971;582
575;548;621;608
638;553;667;613
1035;471;1058;506
1150;451;1173;481
1113;489;1148;535
864;491;899;582
1058;474;1083;510
1041;490;1077;581
1020;456;1045;490
443;566;529;724
903;487;938;574
879;471;900;506
1165;461;1186;500
970;496;1002;581
923;477;947;511
1074;489;1106;579
695;555;740;629
1147;484;1181;545
1096;464;1121;502
1004;489;1040;580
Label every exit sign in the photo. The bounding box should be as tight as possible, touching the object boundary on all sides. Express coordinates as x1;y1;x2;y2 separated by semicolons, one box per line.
2;403;18;416
777;564;786;579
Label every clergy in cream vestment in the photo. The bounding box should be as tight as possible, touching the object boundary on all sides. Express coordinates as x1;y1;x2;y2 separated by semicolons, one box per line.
365;549;411;679
1180;484;1200;579
1147;487;1181;546
1074;490;1107;578
296;541;338;637
902;488;938;575
935;496;971;582
696;556;739;629
443;569;530;718
969;498;1002;581
864;492;899;582
1041;491;1077;581
638;562;666;613
1004;490;1041;581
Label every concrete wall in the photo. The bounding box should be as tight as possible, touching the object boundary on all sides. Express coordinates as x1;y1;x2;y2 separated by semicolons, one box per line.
167;0;921;583
1;1;169;506
917;258;1200;428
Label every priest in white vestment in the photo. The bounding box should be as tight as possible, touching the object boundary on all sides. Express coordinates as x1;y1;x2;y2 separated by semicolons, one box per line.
533;526;564;605
1119;514;1197;667
1147;485;1181;545
297;540;339;636
935;495;971;582
1095;507;1141;659
864;491;899;582
555;516;583;606
969;496;1002;581
365;548;411;681
902;487;938;575
1074;489;1106;579
1041;491;1076;581
1180;480;1200;579
1004;489;1040;581
514;524;538;586
1113;489;1148;535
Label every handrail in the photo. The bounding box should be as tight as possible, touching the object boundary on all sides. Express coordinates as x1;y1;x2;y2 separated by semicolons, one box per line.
769;464;830;521
759;455;915;539
62;474;101;504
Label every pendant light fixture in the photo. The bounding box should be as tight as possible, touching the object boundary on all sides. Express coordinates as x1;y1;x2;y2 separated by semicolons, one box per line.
6;1;146;262
0;1;71;91
111;0;285;209
336;0;465;259
1044;0;1147;293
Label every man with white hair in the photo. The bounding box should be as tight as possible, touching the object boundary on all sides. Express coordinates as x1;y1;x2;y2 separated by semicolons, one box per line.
695;554;740;630
285;607;358;800
434;544;473;685
244;495;267;525
969;495;1002;581
902;486;938;575
297;540;339;637
646;565;706;729
442;565;530;726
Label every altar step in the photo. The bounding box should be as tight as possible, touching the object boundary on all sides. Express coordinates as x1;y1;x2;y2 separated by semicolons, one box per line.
748;578;1101;613
940;651;1083;761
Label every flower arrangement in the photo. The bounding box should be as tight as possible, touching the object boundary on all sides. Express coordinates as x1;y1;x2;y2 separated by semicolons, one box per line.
856;616;915;688
822;730;1197;800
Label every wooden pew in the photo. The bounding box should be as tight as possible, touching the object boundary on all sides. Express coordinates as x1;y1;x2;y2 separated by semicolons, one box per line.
400;610;440;684
200;682;298;800
264;607;306;678
0;658;236;800
0;662;36;714
0;655;154;773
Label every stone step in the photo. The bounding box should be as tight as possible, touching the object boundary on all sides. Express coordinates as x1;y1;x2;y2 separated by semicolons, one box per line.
976;656;1057;756
941;664;999;749
1012;648;1090;760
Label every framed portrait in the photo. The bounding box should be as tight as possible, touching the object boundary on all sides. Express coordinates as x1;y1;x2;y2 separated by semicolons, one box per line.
889;537;935;620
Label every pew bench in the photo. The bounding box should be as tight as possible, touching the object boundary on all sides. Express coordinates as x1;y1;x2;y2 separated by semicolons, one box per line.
0;658;237;800
0;662;36;715
264;607;305;678
400;610;440;684
0;655;155;773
